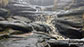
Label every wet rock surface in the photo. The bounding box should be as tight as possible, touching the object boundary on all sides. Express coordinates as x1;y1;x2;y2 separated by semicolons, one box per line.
0;0;84;47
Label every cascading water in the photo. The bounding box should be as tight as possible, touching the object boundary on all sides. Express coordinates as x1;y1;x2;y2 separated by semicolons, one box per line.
0;0;84;47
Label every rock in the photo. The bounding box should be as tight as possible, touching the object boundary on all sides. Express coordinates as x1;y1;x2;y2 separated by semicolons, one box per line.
0;8;9;19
